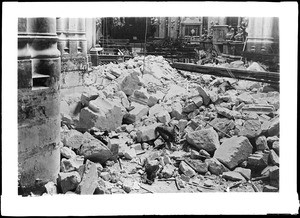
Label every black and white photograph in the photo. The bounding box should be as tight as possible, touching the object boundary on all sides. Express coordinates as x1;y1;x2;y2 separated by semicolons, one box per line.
1;1;298;216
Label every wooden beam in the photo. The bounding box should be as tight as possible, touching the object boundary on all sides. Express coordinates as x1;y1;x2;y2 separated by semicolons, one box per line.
170;62;280;85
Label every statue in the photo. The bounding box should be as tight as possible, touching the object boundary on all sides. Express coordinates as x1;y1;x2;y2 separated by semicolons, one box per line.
226;27;235;41
201;29;208;40
234;27;244;42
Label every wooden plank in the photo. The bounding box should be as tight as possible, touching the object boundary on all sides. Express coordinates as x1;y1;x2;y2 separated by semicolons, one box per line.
170;62;279;85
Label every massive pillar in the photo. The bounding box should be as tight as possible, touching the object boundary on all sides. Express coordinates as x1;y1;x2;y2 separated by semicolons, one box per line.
18;18;61;192
246;17;279;54
57;18;88;89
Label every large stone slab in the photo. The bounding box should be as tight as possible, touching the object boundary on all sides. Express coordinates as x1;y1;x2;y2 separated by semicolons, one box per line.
119;72;142;96
76;160;98;195
79;97;123;131
58;171;81;194
62;129;84;149
238;119;262;138
213;136;253;170
186;127;220;153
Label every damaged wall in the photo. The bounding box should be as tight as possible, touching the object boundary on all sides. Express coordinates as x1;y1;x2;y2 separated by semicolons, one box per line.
18;18;61;189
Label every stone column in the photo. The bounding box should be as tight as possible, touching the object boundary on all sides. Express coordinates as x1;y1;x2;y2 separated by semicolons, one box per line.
56;18;69;55
18;17;61;192
246;17;279;53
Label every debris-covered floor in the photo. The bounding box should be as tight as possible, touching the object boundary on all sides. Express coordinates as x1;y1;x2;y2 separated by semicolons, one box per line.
27;55;279;196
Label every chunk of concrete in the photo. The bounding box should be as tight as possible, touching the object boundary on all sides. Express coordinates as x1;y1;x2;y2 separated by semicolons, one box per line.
196;86;210;105
62;129;84;149
119;72;142;96
58;171;81;194
170;102;183;120
222;171;246;181
161;164;176;179
269;149;279;166
247;151;269;169
213;136;253;170
186;127;220;153
268;117;279;136
234;167;251;180
128;102;149;123
205;158;229;176
238;119;262;138
79;98;123;131
179;161;196;177
76;160;98;195
60;146;77;159
255;135;269;151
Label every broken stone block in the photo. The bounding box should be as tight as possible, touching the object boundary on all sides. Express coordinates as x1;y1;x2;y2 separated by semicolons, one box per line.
79;132;110;157
272;141;279;156
178;119;188;132
60;146;77;159
255;135;269;151
209;118;235;138
170;102;183;120
185;159;208;174
116;91;130;109
60;158;83;173
58;171;81;194
136;122;162;142
267;136;279;146
161;164;176;179
164;84;187;100
119;72;142;96
128;102;149;123
196;86;210;105
213;136;253;170
263;185;279;192
129;88;149;105
269;149;279;166
222;171;246;181
269;166;279;187
191;96;203;107
81;91;99;107
216;106;234;119
163;155;172;165
247;151;269;170
76;160;98;195
179;161;196;177
110;67;122;77
154;137;165;148
124;148;137;160
268;117;279;137
205;158;228;176
237;92;254;104
156;110;171;124
261;120;271;134
238;119;262;139
203;179;214;187
100;172;111;181
247;62;266;72
208;89;219;103
44;181;58;195
186;127;220;153
62;129;84;149
199;149;211;158
234;167;251;180
79;98;123;131
183;102;198;113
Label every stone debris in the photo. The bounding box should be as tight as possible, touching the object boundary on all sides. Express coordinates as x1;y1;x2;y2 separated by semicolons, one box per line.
43;55;279;195
214;136;253;170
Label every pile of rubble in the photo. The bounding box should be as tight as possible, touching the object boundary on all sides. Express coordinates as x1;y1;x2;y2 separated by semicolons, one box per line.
43;55;279;195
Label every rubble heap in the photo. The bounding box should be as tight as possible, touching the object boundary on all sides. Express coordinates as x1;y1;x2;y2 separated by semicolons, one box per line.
41;55;279;196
